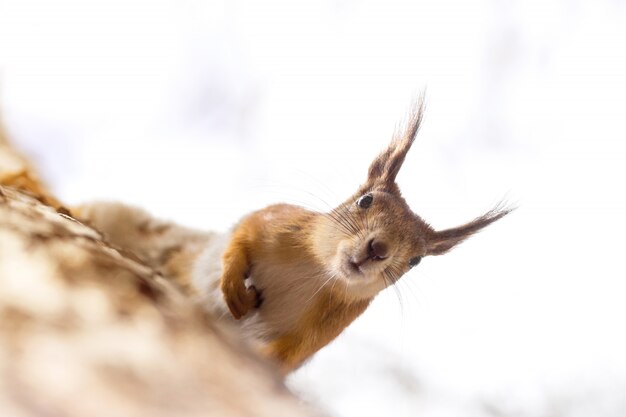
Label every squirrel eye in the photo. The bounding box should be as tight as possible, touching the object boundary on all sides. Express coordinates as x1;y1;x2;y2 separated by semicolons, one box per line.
356;194;373;209
409;256;422;268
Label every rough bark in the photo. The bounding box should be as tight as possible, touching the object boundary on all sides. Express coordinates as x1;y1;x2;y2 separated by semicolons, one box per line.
0;141;321;417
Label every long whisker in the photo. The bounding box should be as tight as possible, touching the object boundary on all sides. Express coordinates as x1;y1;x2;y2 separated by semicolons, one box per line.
260;180;367;242
342;277;350;304
384;262;407;314
363;206;370;234
335;206;360;235
327;209;356;233
329;272;340;297
324;212;356;237
384;268;404;303
304;273;337;305
330;209;361;239
336;205;363;239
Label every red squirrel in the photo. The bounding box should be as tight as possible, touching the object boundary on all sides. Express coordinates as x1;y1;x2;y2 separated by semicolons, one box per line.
77;101;511;373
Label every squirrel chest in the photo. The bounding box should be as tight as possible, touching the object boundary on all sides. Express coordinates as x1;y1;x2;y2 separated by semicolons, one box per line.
222;204;371;371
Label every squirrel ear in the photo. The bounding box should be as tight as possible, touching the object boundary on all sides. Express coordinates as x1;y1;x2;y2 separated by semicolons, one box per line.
367;96;425;187
426;205;513;255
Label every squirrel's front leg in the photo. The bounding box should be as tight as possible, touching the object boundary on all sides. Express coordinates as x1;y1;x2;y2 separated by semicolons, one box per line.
220;235;262;319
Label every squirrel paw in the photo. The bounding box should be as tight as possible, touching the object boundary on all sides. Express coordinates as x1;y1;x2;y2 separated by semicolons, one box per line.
222;280;263;320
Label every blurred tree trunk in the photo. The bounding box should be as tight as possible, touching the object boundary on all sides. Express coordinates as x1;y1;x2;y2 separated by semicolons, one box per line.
0;124;63;210
0;138;321;416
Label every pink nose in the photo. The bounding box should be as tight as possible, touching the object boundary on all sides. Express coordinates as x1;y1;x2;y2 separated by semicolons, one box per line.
368;239;388;260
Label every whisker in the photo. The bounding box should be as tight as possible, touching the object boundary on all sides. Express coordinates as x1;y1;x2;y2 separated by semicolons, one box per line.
335;207;359;235
363;207;370;235
304;273;337;305
385;262;404;314
326;209;355;232
383;269;405;316
397;273;420;306
336;205;363;238
342;278;350;304
355;205;369;239
324;212;356;237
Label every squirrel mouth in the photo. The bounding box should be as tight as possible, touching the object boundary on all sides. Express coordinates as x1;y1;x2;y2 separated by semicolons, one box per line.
348;260;364;274
346;239;388;276
348;255;371;275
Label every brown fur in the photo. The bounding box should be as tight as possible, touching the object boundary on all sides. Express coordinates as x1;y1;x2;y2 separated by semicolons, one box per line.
220;99;513;371
261;294;371;372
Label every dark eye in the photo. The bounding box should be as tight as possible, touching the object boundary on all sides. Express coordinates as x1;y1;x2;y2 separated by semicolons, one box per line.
356;194;373;209
409;256;422;268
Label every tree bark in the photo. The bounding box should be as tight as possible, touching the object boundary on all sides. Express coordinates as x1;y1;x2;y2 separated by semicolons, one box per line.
0;140;322;417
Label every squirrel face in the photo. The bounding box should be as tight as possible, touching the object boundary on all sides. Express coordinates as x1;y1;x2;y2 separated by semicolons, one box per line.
316;188;432;300
311;100;511;301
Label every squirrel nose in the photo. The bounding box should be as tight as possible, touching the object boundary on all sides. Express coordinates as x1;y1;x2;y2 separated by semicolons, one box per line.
368;239;388;260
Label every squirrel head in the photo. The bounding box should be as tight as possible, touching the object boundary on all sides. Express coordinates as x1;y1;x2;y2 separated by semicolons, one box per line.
311;99;512;300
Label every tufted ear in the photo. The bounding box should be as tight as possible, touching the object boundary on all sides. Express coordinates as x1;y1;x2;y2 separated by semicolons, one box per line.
366;97;425;187
426;205;513;255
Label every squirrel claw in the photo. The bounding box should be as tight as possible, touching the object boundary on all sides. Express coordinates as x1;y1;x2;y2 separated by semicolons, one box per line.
222;280;263;320
250;285;264;309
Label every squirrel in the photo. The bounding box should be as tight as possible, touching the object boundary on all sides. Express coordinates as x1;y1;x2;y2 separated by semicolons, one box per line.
75;101;512;373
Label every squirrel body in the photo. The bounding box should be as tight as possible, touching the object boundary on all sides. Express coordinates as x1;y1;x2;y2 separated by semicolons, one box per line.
202;204;373;370
75;201;371;371
75;101;511;373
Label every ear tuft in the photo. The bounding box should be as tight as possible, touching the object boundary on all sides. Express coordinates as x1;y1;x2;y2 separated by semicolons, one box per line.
427;203;514;255
367;94;426;186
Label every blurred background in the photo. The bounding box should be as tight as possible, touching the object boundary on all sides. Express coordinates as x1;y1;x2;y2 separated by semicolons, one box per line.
1;0;625;416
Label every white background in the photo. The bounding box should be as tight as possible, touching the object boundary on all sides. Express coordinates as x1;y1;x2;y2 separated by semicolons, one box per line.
2;1;626;416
